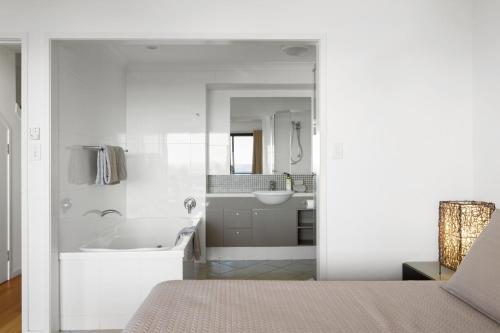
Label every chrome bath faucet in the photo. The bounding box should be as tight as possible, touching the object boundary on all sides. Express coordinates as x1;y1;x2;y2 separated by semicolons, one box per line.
184;197;196;214
100;209;122;217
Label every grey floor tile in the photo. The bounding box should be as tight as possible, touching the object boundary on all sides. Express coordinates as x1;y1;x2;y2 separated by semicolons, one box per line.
197;259;316;281
296;259;316;267
264;260;294;268
294;271;316;280
220;260;262;269
253;269;302;280
282;262;315;273
207;261;236;274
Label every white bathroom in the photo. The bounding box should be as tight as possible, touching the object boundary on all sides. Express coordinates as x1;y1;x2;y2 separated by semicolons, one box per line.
51;40;318;330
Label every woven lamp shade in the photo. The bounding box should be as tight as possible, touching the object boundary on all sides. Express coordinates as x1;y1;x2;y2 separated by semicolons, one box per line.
439;201;495;271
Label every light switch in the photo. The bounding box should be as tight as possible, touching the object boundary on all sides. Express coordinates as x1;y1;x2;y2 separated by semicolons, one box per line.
30;127;40;140
332;142;343;160
31;143;41;161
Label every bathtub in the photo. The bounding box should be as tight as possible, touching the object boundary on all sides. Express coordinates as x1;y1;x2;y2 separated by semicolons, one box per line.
59;217;201;331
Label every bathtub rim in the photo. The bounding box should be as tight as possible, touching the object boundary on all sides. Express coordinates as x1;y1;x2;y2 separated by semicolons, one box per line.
60;216;201;258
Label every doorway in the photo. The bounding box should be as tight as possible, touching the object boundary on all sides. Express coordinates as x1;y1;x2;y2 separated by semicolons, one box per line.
49;36;325;330
0;116;10;284
0;41;22;332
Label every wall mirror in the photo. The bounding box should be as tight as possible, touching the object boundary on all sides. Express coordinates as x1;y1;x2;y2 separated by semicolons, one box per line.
230;97;312;175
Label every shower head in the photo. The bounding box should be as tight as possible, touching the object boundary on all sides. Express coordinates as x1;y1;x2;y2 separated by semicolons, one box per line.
292;120;301;130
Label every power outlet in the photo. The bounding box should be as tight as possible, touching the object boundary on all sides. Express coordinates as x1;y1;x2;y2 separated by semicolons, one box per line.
30;143;41;161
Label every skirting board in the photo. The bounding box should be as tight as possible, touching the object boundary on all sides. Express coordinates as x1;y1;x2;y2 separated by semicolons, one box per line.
207;246;316;261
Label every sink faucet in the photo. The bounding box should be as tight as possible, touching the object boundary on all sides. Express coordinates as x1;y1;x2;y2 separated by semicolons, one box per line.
269;180;276;190
101;209;122;217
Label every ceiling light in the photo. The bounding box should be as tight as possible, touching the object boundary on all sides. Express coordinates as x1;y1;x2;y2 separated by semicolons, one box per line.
281;45;310;57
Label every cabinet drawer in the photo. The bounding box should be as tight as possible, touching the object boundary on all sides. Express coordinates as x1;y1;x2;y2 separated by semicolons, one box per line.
223;209;252;228
223;228;252;246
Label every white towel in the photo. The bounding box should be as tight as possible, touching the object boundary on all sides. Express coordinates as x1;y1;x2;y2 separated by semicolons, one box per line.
96;145;127;185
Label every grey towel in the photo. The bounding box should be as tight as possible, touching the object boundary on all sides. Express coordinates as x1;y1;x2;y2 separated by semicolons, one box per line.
68;147;97;185
96;145;127;185
175;226;201;260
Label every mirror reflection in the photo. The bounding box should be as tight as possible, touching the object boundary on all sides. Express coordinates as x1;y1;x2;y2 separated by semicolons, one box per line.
230;97;312;175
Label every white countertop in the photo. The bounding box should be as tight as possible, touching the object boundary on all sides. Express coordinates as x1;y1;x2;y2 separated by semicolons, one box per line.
206;192;314;198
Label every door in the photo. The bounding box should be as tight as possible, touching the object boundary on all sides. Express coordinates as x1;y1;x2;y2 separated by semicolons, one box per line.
0;120;9;284
252;209;297;246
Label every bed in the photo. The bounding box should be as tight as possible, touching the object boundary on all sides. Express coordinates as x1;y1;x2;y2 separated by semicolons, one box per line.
124;213;500;333
123;280;499;333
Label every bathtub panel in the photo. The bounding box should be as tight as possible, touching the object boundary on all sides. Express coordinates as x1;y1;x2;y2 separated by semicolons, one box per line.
60;253;184;330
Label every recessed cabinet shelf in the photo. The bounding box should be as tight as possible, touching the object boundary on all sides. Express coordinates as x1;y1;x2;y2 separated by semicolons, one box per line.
298;210;316;246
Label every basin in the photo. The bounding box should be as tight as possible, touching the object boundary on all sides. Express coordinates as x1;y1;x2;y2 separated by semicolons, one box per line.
253;190;294;205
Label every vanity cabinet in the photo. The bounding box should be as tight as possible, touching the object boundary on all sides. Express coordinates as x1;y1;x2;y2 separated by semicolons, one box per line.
206;196;314;247
252;209;297;246
206;209;224;247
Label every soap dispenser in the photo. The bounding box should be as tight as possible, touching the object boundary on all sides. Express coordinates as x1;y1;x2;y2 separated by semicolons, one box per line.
284;173;293;191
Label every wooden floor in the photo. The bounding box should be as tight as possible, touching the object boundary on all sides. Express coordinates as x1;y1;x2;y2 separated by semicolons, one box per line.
0;276;21;333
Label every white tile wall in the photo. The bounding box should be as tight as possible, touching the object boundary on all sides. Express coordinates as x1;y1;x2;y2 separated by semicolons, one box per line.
125;71;208;218
55;44;127;252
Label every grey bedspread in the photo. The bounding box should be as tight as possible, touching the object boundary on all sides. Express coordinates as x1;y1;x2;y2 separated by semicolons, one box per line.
123;280;500;333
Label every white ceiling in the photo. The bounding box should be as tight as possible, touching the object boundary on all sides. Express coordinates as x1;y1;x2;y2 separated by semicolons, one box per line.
59;40;316;65
231;97;312;121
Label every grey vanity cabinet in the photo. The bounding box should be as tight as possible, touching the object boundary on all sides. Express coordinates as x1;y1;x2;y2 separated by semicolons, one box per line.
206;197;314;247
206;209;224;247
252;209;298;246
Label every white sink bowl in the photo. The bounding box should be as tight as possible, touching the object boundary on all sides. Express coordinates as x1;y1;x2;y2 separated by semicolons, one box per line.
253;190;294;205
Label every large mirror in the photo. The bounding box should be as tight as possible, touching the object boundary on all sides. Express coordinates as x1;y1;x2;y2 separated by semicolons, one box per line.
230;97;312;175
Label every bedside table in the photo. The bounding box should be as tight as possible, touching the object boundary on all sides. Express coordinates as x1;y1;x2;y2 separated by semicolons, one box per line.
402;261;455;281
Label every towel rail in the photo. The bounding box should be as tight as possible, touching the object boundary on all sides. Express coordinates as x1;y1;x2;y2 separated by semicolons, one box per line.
82;145;128;153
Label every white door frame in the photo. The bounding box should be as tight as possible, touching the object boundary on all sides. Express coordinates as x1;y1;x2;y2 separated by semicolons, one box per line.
0;36;26;332
44;32;327;333
0;114;11;282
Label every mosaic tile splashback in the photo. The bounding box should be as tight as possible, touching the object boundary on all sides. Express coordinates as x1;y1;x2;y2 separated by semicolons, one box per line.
207;174;316;193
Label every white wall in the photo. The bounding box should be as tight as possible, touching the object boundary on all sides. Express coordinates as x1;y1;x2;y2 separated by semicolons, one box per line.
473;0;500;205
54;43;127;252
0;47;21;276
0;1;480;331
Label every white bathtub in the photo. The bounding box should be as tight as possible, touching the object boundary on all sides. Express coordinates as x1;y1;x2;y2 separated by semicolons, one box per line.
80;217;197;252
59;217;200;331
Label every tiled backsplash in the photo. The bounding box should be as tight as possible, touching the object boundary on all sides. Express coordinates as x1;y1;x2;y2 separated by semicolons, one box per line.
207;174;316;193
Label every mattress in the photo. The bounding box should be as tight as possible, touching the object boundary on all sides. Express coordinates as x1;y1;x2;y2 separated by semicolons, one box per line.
123;280;500;333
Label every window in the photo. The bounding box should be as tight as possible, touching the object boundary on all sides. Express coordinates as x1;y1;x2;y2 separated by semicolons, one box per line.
230;133;253;174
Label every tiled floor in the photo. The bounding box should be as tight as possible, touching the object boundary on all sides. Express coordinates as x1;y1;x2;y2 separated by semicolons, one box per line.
191;259;316;280
62;331;121;333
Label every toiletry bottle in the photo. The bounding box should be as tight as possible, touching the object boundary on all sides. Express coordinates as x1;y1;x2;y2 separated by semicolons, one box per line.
285;173;293;191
